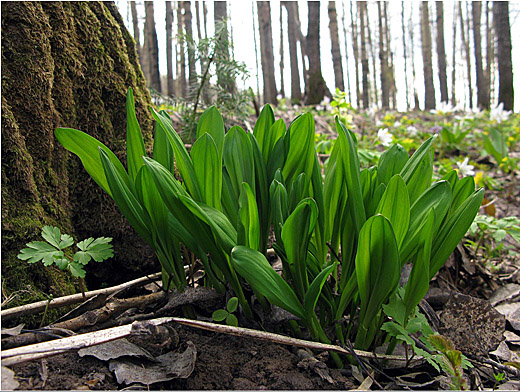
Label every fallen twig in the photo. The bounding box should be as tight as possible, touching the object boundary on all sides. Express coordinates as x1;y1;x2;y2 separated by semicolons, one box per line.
1;272;162;321
1;318;176;366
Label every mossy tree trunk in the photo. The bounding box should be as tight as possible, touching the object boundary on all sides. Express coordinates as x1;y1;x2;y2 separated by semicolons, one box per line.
1;1;156;314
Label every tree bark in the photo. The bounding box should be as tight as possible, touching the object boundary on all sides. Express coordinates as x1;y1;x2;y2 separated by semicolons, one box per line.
130;1;142;61
166;1;175;97
378;1;389;108
257;1;277;104
421;1;435;110
435;1;448;104
410;3;420;110
473;1;488;109
365;7;378;106
214;1;234;93
279;3;285;98
384;3;396;109
485;1;492;105
351;1;361;107
401;2;409;110
341;3;352;102
284;1;301;102
183;1;196;92
451;2;458;106
305;1;329;105
1;2;155;308
176;3;186;97
144;1;161;92
359;1;370;108
459;2;473;109
328;1;345;92
493;1;513;110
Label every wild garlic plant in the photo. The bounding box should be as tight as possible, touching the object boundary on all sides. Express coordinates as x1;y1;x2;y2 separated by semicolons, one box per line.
56;89;483;361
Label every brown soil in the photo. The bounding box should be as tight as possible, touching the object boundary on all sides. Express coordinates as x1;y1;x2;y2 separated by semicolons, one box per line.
11;325;356;390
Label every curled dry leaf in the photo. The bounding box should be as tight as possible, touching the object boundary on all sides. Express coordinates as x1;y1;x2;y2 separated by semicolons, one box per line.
1;366;19;391
77;338;155;362
109;341;197;385
1;324;24;337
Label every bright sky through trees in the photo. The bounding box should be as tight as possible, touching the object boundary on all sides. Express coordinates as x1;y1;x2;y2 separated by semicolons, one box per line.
117;1;520;112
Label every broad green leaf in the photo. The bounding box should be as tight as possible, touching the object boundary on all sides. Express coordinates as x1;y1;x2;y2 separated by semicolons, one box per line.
100;149;153;245
226;314;238;327
336;118;366;235
400;181;452;263
74;237;113;263
238;182;260;250
41;226;60;248
355;215;400;349
221;170;239;228
281;198;318;299
323;138;346;244
232;246;305;319
303;262;338;321
191;133;222;210
253;104;275;161
69;262;86;278
55;258;69;270
399;136;435;184
263;118;286;164
430;188;485;278
227;297;239;313
249;133;270;253
212;309;228;322
152;108;202;201
483;128;508;163
196;106;225;160
282;113;316;190
59;234;74;250
447;176;475;217
126;88;147;181
377;144;409;186
55;128;129;197
152;117;175;173
17;241;64;265
266;136;286;183
404;210;434;319
441;169;459;189
269;178;288;243
310;153;327;265
223;126;255;199
375;175;410;248
405;149;433;204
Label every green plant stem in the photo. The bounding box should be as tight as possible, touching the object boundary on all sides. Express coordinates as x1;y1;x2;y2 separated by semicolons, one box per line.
39;296;52;328
191;54;215;128
78;277;87;300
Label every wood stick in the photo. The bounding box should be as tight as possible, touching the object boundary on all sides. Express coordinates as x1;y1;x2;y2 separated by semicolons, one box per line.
1;317;176;366
1;272;162;321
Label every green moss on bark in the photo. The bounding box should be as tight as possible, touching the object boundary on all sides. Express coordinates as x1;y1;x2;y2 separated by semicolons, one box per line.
1;2;156;322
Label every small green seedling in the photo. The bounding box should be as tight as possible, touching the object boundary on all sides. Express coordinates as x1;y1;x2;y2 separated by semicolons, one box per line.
18;226;114;297
212;297;239;326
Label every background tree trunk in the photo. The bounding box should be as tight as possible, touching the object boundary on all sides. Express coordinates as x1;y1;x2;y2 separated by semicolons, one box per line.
359;1;370;109
257;1;277;105
1;1;155;312
183;1;196;92
341;4;352;102
378;1;389;109
214;1;234;93
144;1;161;92
401;2;409;110
176;2;186;97
485;1;493;105
493;1;514;110
459;2;473;109
166;1;175;97
284;1;302;102
305;1;329;105
435;1;449;104
410;2;420;109
328;1;345;92
130;1;142;61
351;1;361;107
451;2;458;106
473;1;489;109
279;3;285;98
384;3;397;109
421;1;436;110
365;8;378;106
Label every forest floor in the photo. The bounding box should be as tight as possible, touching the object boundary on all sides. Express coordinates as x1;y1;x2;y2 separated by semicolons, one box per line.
3;107;520;390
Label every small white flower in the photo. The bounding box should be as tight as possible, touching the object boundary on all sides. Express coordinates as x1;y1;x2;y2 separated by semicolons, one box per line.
322;96;331;104
406;125;418;136
456;157;475;177
375;119;383;127
316;105;324;111
431;102;456;114
393;121;402;128
377;128;393;147
489;102;511;123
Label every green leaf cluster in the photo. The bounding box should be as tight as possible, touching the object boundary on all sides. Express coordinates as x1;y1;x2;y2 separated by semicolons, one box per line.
55;91;484;357
18;226;113;278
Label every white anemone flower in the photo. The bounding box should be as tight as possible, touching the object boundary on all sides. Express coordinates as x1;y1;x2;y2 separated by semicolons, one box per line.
377;128;393;147
489;102;512;123
456;157;475;177
393;121;402;128
431;101;456;114
406;125;418;136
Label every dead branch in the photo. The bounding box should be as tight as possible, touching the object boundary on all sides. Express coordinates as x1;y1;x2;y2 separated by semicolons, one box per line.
1;272;162;321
